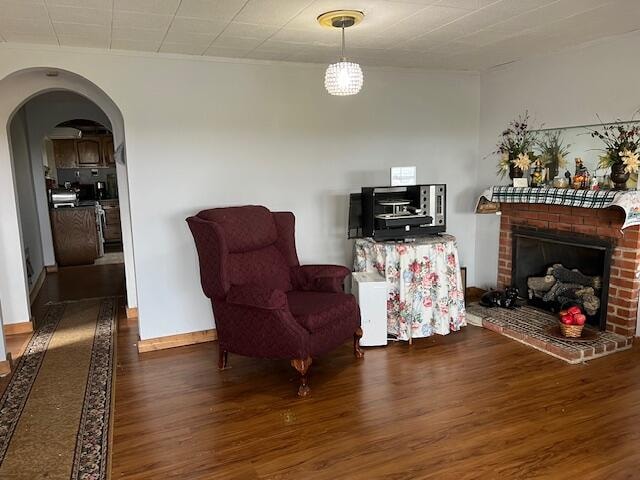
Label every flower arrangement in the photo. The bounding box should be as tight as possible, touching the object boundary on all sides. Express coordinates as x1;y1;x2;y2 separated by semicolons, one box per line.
591;122;640;171
495;112;537;178
591;120;640;189
535;129;571;179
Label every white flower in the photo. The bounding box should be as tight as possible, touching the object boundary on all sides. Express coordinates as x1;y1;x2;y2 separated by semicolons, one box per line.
620;149;639;174
512;153;531;171
557;154;566;168
497;152;511;174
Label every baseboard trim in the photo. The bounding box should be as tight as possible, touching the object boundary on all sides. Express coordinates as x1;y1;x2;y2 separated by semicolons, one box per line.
137;329;217;353
4;319;34;336
125;306;138;319
0;353;12;377
45;264;58;273
29;268;46;304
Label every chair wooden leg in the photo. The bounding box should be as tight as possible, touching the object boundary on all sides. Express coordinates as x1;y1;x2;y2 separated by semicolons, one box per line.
218;349;229;370
291;357;312;397
354;327;365;359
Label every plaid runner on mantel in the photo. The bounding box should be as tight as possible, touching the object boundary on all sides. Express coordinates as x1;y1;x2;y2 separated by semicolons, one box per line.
489;186;619;209
476;186;640;229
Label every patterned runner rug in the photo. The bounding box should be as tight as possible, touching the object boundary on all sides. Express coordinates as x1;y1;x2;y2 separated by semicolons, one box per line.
0;297;117;479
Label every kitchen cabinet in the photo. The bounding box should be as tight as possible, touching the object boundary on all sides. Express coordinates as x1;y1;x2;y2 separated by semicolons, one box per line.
52;139;78;168
76;137;102;166
101;136;115;165
52;134;114;168
101;199;122;244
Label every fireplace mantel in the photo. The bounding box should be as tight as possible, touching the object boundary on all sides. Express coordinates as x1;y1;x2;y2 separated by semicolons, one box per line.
477;186;640;229
495;202;639;338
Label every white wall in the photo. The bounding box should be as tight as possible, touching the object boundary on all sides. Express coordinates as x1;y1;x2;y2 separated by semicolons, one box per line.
9;108;43;291
476;31;640;293
0;45;480;341
22;91;111;267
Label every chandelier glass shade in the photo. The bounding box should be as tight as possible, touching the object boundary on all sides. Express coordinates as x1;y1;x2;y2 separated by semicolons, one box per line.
324;60;363;96
320;11;364;96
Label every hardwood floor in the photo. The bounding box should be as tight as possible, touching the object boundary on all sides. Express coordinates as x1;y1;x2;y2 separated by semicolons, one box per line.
31;263;126;328
4;267;640;478
4;331;31;358
112;320;640;479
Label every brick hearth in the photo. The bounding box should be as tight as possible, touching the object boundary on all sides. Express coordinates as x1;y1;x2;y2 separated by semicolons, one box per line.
497;204;639;338
467;304;632;364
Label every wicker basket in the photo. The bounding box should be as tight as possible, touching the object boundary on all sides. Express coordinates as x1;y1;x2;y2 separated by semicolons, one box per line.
559;322;584;338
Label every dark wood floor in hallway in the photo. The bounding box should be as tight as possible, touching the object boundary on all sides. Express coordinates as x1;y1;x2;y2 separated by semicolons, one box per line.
112;318;640;479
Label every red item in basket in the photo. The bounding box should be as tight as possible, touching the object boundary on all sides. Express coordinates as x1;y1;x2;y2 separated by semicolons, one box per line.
567;306;582;316
560;314;575;325
573;313;586;325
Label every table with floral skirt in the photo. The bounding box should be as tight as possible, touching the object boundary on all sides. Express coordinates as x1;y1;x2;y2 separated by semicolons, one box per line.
353;235;467;342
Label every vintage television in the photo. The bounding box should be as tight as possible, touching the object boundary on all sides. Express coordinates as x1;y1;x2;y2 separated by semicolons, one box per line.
348;184;446;240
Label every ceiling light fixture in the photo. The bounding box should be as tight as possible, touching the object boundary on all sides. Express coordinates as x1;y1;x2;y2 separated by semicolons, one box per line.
317;10;364;96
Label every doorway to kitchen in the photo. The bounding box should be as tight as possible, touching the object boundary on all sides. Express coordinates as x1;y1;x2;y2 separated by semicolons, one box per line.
0;68;138;364
8;91;127;333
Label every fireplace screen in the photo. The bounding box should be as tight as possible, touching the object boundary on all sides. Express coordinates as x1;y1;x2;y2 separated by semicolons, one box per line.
512;227;613;330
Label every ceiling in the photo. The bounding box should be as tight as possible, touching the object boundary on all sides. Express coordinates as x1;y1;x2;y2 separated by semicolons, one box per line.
1;0;639;70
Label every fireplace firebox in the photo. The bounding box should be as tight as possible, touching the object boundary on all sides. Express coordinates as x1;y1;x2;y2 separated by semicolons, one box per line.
496;203;639;337
512;227;613;330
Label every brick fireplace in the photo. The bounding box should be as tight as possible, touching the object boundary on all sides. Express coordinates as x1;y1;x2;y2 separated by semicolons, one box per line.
497;203;639;338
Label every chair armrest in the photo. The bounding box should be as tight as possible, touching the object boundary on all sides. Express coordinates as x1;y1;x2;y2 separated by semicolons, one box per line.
216;300;309;359
292;264;351;293
226;284;289;311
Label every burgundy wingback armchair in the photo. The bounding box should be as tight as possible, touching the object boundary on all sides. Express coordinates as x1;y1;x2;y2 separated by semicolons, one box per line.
186;205;363;396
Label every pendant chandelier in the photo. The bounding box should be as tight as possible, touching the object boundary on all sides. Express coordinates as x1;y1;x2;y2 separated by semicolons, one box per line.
317;10;364;96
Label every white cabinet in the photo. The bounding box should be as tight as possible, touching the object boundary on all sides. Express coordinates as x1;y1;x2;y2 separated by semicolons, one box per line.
352;272;388;346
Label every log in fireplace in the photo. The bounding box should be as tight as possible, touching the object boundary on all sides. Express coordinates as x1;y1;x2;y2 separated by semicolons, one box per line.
511;227;613;330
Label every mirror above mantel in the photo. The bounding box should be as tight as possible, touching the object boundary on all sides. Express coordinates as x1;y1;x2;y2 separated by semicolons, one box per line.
530;119;640;182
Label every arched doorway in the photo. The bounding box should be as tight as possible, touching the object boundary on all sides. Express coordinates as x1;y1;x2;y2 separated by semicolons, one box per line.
0;67;137;361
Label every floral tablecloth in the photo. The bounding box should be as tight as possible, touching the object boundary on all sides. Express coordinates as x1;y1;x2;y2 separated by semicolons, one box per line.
353;235;466;342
